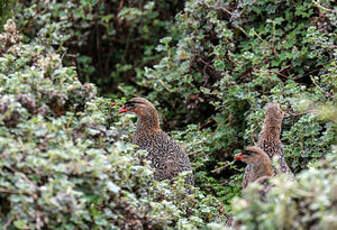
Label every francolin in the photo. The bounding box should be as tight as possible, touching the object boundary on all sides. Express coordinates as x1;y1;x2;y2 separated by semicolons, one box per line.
235;146;274;185
119;97;194;185
243;103;293;189
235;146;274;200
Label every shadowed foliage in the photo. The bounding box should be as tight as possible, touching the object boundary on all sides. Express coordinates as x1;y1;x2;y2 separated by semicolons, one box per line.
0;0;336;228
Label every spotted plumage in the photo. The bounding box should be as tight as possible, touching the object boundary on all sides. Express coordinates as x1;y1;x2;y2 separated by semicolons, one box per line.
236;146;274;186
242;103;293;189
235;146;274;204
119;97;194;185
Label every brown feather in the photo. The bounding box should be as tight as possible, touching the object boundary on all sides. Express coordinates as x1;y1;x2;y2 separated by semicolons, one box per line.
124;97;194;185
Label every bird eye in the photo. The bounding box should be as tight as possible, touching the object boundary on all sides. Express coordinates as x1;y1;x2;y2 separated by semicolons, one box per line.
125;102;136;109
243;150;252;156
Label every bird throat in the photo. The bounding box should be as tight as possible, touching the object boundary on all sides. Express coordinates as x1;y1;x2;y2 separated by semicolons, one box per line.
252;159;273;180
135;115;160;137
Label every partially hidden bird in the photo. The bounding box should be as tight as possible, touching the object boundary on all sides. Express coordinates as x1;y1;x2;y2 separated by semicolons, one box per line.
235;146;274;200
119;97;194;185
235;146;274;184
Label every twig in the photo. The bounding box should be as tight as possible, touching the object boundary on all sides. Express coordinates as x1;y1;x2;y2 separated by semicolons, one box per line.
199;118;215;129
158;80;171;92
4;165;38;199
310;76;334;98
215;179;230;185
193;139;206;146
279;64;292;73
4;216;14;230
207;5;250;37
254;69;289;79
213;7;232;16
269;70;289;79
0;188;20;194
251;29;264;42
118;0;124;10
185;139;206;152
198;57;215;70
234;24;249;37
211;162;231;173
285;109;320;118
188;149;203;156
313;1;337;13
317;87;334;98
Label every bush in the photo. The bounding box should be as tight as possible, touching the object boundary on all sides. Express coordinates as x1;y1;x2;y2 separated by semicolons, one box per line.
3;0;337;227
0;0;16;30
15;0;184;95
233;147;337;229
139;0;337;206
232;102;337;229
0;20;227;229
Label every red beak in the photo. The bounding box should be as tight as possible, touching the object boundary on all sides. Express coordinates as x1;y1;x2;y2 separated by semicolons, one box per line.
118;105;129;113
234;153;243;160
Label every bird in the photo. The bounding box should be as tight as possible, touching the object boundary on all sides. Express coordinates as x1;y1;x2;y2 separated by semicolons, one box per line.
243;103;293;189
119;97;194;185
231;146;275;228
257;103;293;175
235;146;274;186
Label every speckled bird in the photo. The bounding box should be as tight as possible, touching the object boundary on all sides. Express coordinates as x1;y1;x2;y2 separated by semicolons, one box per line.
235;146;274;186
243;103;293;189
119;97;194;185
234;146;274;202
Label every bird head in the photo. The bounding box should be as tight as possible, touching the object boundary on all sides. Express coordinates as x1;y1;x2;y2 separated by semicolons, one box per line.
234;146;270;165
119;97;158;118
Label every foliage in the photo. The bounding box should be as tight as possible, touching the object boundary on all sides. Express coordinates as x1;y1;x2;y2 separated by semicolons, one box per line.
14;0;184;95
3;0;337;228
0;0;16;29
0;20;227;229
140;0;337;206
233;163;337;229
232;104;337;229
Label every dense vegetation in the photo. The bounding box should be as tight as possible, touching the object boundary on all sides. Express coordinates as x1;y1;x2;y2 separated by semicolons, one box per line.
0;0;336;229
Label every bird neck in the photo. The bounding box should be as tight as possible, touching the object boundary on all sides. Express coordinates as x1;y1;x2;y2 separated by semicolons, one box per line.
265;123;281;136
263;120;282;139
135;109;160;135
252;156;274;179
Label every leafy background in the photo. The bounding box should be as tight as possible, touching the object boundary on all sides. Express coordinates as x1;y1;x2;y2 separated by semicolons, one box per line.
0;0;336;229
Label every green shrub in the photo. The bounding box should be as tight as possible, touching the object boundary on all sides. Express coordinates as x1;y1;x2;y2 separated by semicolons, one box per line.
0;20;227;229
0;0;16;30
5;0;337;226
232;101;337;229
15;0;184;95
139;0;336;205
232;147;337;229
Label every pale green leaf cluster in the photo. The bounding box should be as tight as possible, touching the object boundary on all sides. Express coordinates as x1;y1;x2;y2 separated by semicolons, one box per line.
0;21;226;229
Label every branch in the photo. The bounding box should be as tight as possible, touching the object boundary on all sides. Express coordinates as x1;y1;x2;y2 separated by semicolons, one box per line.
269;70;288;79
158;80;171;92
213;6;232;16
0;188;20;194
279;64;292;73
254;68;289;79
310;76;334;98
211;162;231;173
188;149;203;156
207;5;249;37
4;216;14;230
313;1;337;13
